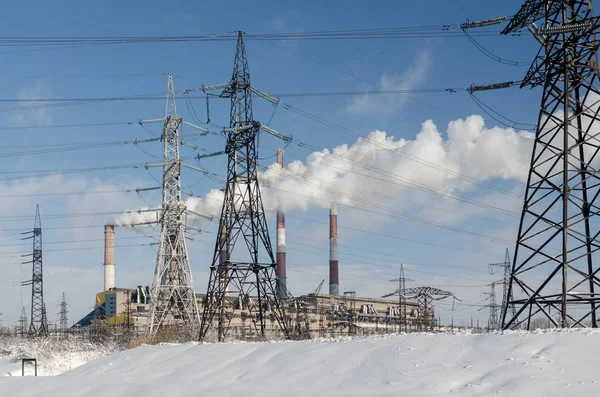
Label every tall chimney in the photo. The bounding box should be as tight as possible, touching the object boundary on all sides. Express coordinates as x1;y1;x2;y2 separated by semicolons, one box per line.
104;225;115;291
276;149;287;299
329;203;339;295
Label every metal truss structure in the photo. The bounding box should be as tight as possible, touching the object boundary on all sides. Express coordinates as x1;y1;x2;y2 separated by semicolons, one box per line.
383;286;455;331
480;282;501;331
59;292;68;335
389;264;412;332
145;74;210;338
502;0;600;329
199;32;291;341
489;249;516;327
17;307;27;337
22;205;48;337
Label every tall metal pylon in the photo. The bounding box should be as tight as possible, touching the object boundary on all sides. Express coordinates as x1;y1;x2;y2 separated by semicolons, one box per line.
389;264;412;332
501;1;600;329
488;249;516;327
382;286;455;331
22;205;47;337
145;73;206;338
17;306;27;337
480;282;500;331
199;32;291;341
59;292;68;335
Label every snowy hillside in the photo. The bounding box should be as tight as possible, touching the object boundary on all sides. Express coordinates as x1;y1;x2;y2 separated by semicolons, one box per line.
1;331;600;396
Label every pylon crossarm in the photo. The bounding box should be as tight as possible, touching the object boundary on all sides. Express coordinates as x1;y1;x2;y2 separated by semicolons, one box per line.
186;209;212;221
250;86;280;105
200;82;231;92
196;150;225;160
139;118;165;125
181;121;209;133
134;137;161;144
181;162;208;174
261;125;292;143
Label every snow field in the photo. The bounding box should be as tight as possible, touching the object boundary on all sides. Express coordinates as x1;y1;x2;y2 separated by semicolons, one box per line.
1;331;599;396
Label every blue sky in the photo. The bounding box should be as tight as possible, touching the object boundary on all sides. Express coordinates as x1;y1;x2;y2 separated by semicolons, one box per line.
0;0;543;327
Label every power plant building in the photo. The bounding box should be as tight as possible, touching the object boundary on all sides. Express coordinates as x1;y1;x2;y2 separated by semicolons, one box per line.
75;206;433;337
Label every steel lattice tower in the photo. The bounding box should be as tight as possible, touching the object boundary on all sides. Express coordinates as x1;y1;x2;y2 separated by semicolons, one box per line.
382;286;454;331
481;282;500;331
389;264;412;332
22;205;47;337
147;74;201;337
59;292;68;335
17;307;27;337
502;1;600;329
199;32;289;341
489;249;516;327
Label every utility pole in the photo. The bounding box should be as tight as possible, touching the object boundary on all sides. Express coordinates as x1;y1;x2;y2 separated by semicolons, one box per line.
143;74;210;339
389;264;412;332
22;205;47;337
488;249;516;326
199;32;292;341
501;0;600;330
59;293;68;337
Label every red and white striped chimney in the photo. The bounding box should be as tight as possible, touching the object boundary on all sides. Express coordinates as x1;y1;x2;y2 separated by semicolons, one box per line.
329;203;339;295
276;149;287;299
104;225;115;291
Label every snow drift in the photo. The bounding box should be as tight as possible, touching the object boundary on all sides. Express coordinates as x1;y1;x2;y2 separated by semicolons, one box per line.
1;331;600;396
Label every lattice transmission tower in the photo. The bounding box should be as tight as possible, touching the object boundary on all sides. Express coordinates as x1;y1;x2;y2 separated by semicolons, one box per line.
143;74;210;338
59;292;68;336
488;249;516;327
199;32;292;341
382;286;455;331
388;264;412;332
17;307;27;337
480;282;500;331
21;205;47;337
502;1;600;329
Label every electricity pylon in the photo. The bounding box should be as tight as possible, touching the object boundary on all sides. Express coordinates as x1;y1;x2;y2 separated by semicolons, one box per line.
488;249;516;327
389;264;412;332
22;205;48;337
502;1;600;329
199;32;292;341
480;282;500;331
59;292;68;336
382;286;455;331
143;74;212;338
17;307;27;337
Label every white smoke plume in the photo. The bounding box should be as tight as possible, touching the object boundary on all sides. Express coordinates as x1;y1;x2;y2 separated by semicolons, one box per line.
113;207;160;227
183;114;534;219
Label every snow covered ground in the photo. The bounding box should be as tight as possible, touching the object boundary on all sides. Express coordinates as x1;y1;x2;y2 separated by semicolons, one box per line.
0;338;116;377
1;330;600;396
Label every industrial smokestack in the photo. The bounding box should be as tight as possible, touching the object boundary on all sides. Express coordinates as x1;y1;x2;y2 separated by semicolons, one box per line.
329;203;339;295
104;225;115;291
276;149;287;299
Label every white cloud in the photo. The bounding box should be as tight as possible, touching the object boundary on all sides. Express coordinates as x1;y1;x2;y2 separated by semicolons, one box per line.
265;16;287;31
185;114;533;222
10;80;54;126
346;51;431;115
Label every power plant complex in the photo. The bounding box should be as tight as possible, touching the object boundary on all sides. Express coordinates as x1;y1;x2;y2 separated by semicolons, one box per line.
60;33;442;341
73;198;428;339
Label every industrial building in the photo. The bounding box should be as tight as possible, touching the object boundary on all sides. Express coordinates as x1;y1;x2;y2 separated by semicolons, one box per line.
73;201;430;339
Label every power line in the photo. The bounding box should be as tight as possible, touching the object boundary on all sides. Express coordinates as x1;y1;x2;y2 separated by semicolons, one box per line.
283;103;524;200
0;243;155;256
0;72;166;80
0;28;509;47
262;184;514;245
